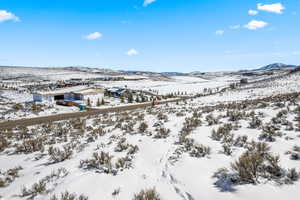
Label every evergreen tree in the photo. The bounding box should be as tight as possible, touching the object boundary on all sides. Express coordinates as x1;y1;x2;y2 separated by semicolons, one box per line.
32;102;37;112
135;96;140;103
127;92;133;103
120;96;125;103
152;99;155;107
87;98;91;107
101;98;105;105
96;98;101;106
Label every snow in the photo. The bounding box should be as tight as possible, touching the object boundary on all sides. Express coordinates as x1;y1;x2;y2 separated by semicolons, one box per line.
1;67;300;200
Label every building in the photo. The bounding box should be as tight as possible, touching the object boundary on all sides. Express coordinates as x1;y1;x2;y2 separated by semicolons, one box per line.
33;86;104;106
105;87;127;97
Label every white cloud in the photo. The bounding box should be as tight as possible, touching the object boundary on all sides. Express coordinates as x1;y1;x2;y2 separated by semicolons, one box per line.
0;10;20;23
126;49;139;56
248;9;258;15
143;0;156;7
229;25;240;29
85;32;102;40
215;30;224;36
257;3;285;14
245;20;268;30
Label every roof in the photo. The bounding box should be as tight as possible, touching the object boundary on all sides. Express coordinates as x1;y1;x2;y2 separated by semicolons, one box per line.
34;86;103;96
73;88;104;95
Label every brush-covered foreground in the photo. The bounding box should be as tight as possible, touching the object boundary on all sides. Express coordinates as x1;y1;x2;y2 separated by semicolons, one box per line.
1;89;300;200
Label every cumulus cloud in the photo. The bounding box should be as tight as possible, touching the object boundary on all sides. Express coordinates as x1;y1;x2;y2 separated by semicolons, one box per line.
143;0;156;7
248;9;258;15
245;20;268;30
215;30;224;36
85;32;102;40
126;49;139;56
257;3;285;14
0;10;20;23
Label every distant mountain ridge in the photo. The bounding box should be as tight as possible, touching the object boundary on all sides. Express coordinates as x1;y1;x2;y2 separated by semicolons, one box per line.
256;63;300;71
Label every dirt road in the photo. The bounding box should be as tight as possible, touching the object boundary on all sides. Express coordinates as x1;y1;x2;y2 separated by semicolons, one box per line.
0;98;184;130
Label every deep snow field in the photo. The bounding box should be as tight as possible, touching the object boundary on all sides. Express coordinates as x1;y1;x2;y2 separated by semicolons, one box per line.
1;74;300;199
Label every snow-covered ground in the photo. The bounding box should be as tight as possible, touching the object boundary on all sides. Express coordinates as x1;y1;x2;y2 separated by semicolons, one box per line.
0;73;239;122
1;90;300;200
97;75;238;95
1;67;300;200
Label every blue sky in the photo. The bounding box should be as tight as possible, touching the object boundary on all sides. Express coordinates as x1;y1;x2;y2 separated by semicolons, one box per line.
0;0;299;72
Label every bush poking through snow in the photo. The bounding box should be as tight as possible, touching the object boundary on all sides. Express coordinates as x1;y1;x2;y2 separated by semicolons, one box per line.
259;124;282;142
214;141;300;188
0;136;10;152
179;116;202;143
205;114;219;126
80;151;113;171
0;166;23;187
285;168;300;183
226;110;245;122
112;187;121;196
115;156;132;169
154;127;170;139
20;168;69;198
248;116;262;129
50;191;88;200
48;145;73;163
294;112;300;131
138;122;148;133
222;144;232;156
133;188;161;200
20;180;47;198
189;143;211;158
177;138;211;158
211;124;233;142
287;145;300;160
15;138;45;154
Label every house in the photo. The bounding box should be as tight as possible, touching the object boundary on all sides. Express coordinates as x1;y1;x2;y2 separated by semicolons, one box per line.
65;88;104;106
105;87;127;97
33;92;65;104
33;86;104;106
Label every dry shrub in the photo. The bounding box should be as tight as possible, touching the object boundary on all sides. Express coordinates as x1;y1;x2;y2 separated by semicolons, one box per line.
248;116;262;129
48;145;73;163
133;188;161;200
0;136;10;152
50;191;88;200
259;124;282;142
157;112;168;122
0;166;23;187
21;168;69;198
138;122;148;133
15;137;45;154
115;156;132;169
226;110;245;122
20;180;47;198
154;127;170;139
189;143;211;158
80;151;114;173
211;124;233;142
205;114;219;126
214;141;300;190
